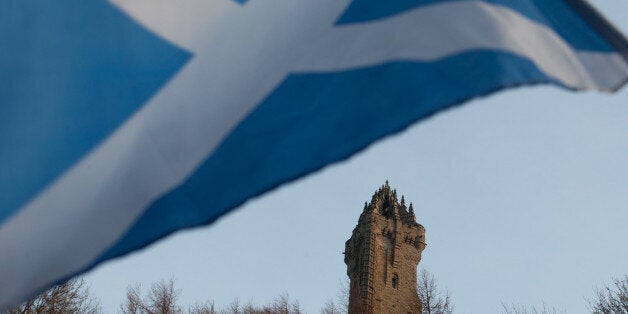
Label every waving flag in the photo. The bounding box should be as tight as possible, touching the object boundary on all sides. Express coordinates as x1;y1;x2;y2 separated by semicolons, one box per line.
1;0;627;308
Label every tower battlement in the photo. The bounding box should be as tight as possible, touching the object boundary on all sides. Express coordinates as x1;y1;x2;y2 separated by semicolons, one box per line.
345;182;426;313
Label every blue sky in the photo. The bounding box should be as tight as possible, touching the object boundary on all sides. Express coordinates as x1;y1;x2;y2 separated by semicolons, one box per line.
84;2;628;312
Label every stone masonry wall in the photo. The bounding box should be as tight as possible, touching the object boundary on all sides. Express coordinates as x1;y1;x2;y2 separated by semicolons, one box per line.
345;182;426;314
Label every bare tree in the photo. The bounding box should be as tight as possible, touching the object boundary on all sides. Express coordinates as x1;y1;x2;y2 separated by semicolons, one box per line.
120;280;304;314
501;302;565;314
270;294;290;314
337;278;349;313
120;278;181;314
588;275;628;314
417;269;453;314
227;298;240;314
257;294;301;314
189;300;217;314
120;284;145;314
320;299;341;314
148;279;181;314
217;294;302;314
241;301;257;314
289;299;301;314
5;278;100;314
319;278;348;314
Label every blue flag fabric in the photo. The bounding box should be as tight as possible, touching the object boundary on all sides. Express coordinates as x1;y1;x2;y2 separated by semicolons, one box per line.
1;0;627;308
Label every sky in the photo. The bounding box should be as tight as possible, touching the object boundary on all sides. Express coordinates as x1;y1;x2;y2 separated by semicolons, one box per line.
84;2;628;313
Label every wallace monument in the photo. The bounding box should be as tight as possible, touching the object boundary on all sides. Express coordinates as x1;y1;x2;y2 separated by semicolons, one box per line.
344;182;426;313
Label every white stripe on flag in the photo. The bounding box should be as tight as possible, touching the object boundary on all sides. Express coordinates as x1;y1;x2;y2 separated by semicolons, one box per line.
292;1;627;90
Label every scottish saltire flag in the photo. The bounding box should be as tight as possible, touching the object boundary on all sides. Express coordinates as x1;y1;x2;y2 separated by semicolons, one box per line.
1;0;627;308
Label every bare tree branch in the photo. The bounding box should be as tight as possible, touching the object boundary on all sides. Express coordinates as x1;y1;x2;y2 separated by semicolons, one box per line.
588;275;628;314
501;301;565;314
5;278;100;314
189;300;217;314
120;278;181;314
417;269;453;314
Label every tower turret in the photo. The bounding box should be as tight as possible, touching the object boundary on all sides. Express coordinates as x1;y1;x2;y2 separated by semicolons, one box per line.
344;183;426;313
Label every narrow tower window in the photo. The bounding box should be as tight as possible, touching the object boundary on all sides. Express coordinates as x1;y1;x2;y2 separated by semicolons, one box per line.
392;273;399;289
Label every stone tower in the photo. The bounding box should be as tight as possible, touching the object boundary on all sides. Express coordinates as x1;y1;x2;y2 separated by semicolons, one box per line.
344;182;426;314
